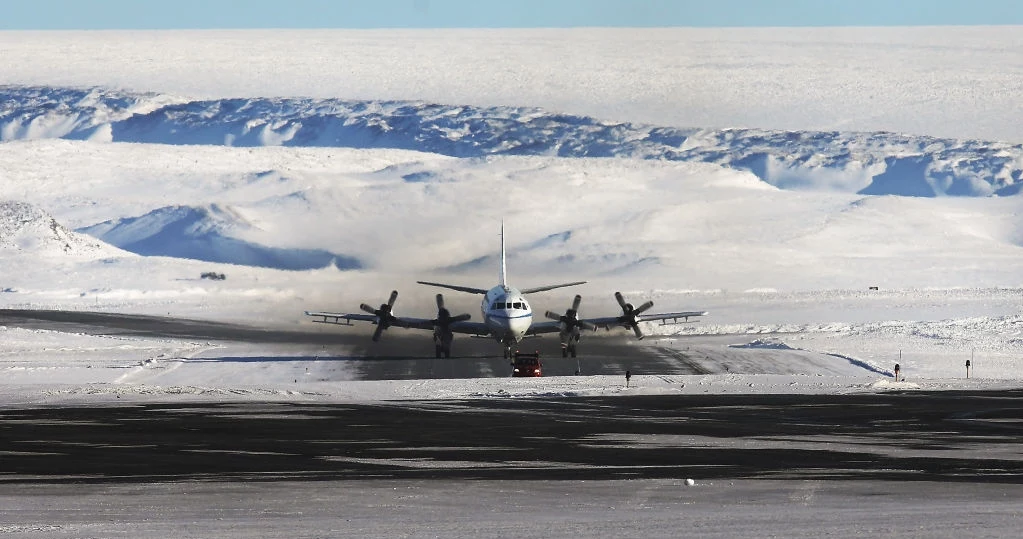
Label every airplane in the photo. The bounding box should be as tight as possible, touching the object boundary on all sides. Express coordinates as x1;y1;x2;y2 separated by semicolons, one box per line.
305;223;706;359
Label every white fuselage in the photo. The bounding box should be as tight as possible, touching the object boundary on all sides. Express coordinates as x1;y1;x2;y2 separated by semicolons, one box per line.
482;285;533;346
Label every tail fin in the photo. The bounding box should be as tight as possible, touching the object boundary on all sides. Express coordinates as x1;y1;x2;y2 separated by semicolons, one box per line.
499;220;507;287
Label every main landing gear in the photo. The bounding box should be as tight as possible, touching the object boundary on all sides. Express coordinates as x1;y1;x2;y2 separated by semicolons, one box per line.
561;332;581;358
434;333;453;359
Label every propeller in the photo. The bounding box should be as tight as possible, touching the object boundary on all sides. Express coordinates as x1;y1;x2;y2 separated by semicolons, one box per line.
544;294;596;335
360;290;399;342
432;293;471;330
614;291;654;339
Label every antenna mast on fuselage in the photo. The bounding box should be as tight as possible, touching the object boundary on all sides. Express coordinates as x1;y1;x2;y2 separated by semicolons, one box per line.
499;220;507;288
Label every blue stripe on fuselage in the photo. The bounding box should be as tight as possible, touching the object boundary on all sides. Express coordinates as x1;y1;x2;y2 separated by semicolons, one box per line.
487;312;532;320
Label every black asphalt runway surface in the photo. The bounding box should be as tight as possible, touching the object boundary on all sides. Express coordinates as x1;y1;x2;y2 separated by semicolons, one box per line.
4;309;1021;487
0;308;694;378
3;392;1023;485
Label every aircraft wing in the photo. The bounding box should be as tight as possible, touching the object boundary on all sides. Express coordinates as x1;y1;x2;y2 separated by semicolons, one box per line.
525;320;565;336
304;311;377;326
520;281;586;294
638;310;703;323
305;311;436;330
447;320;493;337
417;281;489;294
583;310;708;330
303;311;530;337
638;310;708;324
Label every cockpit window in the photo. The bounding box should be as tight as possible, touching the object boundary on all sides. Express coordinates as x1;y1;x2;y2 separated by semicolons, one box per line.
513;302;522;309
495;302;505;309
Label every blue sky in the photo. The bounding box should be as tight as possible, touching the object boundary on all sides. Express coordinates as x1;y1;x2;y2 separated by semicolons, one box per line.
2;0;1021;30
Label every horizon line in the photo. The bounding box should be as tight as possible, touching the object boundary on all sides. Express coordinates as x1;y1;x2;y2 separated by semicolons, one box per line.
3;23;1023;31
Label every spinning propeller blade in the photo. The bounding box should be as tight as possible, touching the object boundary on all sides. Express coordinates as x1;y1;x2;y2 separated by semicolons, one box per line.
614;292;653;340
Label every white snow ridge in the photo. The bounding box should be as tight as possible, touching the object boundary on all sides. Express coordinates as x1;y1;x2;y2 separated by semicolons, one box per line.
4;86;1023;198
0;200;122;258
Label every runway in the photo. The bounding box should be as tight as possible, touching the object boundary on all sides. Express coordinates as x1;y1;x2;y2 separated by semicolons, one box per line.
3;309;1023;536
5;309;1013;485
2;392;1023;484
0;308;713;379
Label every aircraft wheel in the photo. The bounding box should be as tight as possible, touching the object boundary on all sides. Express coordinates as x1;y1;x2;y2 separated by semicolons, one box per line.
562;347;568;358
569;345;577;358
435;345;443;359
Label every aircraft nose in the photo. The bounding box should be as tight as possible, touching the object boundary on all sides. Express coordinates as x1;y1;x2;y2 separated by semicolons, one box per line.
512;312;533;335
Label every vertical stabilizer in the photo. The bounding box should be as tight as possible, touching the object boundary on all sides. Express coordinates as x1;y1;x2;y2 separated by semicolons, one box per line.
500;220;507;287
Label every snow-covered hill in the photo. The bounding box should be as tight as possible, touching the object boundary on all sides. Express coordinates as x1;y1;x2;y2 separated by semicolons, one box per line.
0;200;123;258
3;86;1022;198
1;138;1021;295
80;204;362;270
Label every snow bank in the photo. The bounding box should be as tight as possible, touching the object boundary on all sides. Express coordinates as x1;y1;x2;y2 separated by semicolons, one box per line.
8;374;1021;408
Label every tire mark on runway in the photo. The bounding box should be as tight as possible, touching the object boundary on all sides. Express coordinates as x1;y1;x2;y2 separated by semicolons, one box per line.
649;346;714;374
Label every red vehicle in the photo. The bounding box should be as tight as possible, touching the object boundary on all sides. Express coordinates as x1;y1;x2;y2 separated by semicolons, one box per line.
511;351;542;377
